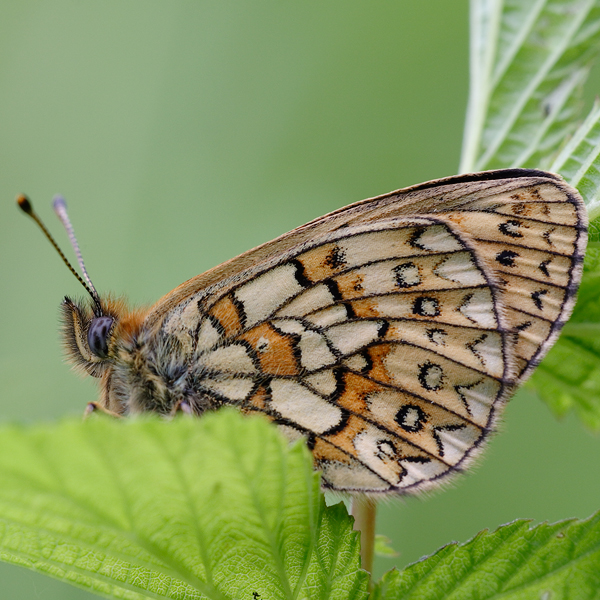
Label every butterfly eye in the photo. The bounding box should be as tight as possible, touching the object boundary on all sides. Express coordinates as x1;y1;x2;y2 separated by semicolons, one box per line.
87;316;115;359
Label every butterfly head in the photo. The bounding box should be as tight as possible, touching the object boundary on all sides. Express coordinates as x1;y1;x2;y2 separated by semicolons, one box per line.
61;297;115;374
60;295;146;371
17;195;155;414
60;294;153;413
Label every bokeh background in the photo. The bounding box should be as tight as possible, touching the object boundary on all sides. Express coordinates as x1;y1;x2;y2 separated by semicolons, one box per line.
1;2;599;598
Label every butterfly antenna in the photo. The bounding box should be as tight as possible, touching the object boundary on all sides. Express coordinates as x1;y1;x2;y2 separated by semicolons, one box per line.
16;194;104;317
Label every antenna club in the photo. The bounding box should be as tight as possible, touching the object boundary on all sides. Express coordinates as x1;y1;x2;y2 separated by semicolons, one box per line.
18;192;104;314
53;195;67;212
16;194;33;215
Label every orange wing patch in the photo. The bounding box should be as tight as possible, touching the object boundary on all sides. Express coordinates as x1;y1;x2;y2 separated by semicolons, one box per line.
241;323;300;376
209;295;245;337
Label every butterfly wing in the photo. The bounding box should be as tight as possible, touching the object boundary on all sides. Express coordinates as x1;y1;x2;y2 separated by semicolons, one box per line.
161;218;510;492
151;170;587;493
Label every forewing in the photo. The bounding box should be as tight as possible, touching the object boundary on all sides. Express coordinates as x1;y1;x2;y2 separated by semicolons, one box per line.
144;170;584;330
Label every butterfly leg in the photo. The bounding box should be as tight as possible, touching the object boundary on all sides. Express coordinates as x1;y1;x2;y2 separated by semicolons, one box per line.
83;402;123;419
169;398;194;417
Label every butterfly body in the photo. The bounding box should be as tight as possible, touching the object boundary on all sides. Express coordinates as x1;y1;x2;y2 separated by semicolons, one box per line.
58;169;587;494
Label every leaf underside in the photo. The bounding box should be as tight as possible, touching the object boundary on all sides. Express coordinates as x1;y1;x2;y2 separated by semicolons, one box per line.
461;0;600;175
462;0;600;429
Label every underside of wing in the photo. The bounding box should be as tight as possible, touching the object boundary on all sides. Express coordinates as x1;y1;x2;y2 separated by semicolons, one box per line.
150;169;587;494
440;181;587;383
161;218;517;493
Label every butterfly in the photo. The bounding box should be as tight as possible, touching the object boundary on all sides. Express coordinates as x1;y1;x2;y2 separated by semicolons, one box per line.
19;168;587;494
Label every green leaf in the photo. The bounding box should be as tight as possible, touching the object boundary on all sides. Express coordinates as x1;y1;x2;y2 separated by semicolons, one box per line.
533;102;600;429
0;411;369;600
460;0;600;173
552;102;600;213
374;536;399;559
371;513;600;600
460;1;600;430
552;100;600;221
529;247;600;429
537;101;600;426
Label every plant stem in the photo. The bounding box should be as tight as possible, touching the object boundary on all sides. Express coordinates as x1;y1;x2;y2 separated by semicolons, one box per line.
350;496;377;575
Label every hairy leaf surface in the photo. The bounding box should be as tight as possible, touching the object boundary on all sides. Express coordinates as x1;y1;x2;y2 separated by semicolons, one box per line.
0;412;368;600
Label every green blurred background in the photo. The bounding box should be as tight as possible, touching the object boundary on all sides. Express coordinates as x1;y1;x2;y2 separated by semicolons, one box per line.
1;2;599;598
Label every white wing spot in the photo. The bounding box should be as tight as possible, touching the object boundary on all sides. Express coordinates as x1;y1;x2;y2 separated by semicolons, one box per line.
394;262;421;288
273;319;304;335
201;378;254;402
455;378;500;425
433;253;485;286
353;428;407;485
467;332;503;375
397;406;423;431
273;319;336;371
304;369;338;396
426;328;447;345
196;344;256;374
256;336;270;353
235;263;304;326
458;290;497;328
276;283;335;318
397;459;448;488
418;362;444;391
411;225;463;252
435;426;480;465
326;321;382;355
196;318;222;352
343;354;369;371
320;460;392;491
270;380;343;434
305;304;348;328
413;297;440;317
